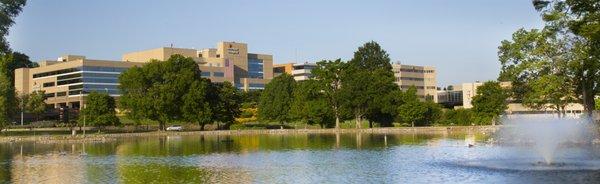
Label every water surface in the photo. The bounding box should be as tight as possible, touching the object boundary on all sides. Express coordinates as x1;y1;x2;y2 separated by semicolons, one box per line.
1;132;599;183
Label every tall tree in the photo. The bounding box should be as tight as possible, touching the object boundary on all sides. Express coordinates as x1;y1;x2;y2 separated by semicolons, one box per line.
471;81;509;125
523;0;600;114
119;55;202;130
25;90;45;121
80;92;119;127
311;59;346;129
343;41;397;128
398;87;426;127
291;80;334;128
258;73;295;124
182;80;213;130
0;0;27;53
211;82;241;129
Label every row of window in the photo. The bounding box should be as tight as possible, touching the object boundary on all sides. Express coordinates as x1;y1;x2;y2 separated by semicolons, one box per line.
201;72;225;77
396;77;424;81
399;85;437;90
395;69;435;74
33;66;127;79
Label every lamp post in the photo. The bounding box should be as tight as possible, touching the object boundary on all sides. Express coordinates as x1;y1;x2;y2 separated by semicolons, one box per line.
81;93;85;137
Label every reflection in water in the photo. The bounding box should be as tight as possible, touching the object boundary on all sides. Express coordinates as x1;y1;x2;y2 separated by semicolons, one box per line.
1;132;597;183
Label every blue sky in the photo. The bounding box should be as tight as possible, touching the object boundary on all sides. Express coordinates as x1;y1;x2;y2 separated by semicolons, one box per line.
7;0;543;86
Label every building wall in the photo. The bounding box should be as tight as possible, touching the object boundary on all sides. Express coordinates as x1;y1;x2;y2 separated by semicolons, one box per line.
121;41;273;91
392;64;437;101
292;63;317;81
273;63;295;76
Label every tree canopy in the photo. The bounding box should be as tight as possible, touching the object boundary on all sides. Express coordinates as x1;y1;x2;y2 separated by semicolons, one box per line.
471;81;509;124
81;92;119;127
258;73;296;123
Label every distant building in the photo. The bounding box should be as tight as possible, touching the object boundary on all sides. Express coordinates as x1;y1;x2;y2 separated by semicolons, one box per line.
292;62;317;81
273;63;294;77
123;42;273;91
14;41;274;109
14;55;143;109
437;81;584;115
392;63;437;101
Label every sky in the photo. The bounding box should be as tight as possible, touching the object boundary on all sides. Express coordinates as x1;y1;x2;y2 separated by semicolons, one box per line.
7;0;543;86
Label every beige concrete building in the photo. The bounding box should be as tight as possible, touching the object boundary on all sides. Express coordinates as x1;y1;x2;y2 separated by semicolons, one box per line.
438;81;584;114
392;63;437;101
14;42;273;109
273;63;294;77
14;55;143;109
123;42;273;91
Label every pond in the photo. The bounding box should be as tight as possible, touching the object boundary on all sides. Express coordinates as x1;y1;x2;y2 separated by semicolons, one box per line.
0;132;599;183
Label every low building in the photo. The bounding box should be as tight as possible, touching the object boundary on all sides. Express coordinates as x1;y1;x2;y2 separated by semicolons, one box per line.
392;63;437;101
291;62;317;81
14;55;143;109
273;63;294;77
437;81;584;115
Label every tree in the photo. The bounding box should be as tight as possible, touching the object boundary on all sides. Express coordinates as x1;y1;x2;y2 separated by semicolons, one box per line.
80;92;119;127
291;80;334;128
25;90;46;121
119;55;202;130
471;81;508;125
0;0;27;53
182;80;213;130
397;87;426;127
312;59;346;129
0;74;12;129
498;27;575;116
258;73;295;124
516;0;600;114
343;41;397;128
211;82;241;129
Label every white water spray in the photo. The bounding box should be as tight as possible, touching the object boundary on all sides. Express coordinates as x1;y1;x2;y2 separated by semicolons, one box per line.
497;115;596;165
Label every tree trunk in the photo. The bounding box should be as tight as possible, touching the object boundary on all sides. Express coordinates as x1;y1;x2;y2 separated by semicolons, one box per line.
355;115;362;129
200;123;205;131
159;121;165;131
582;88;595;117
335;116;340;130
411;121;414;128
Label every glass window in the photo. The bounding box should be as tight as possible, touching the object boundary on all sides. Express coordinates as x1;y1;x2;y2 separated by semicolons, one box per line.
43;82;55;87
201;72;210;77
56;92;67;97
213;72;224;77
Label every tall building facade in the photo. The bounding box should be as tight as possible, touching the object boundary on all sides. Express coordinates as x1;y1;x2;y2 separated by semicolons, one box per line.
123;42;273;91
273;62;316;81
392;63;437;101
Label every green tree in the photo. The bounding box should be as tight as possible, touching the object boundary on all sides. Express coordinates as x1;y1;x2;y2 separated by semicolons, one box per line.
211;82;241;129
0;74;12;128
343;41;397;128
0;0;27;53
498;27;575;115
397;87;426;127
25;90;46;121
312;59;346;129
471;81;508;125
80;92;119;127
182;80;213;131
119;55;202;130
258;73;296;124
291;80;334;128
515;0;600;113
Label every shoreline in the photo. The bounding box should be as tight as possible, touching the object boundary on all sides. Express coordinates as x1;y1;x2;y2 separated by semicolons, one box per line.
0;125;499;144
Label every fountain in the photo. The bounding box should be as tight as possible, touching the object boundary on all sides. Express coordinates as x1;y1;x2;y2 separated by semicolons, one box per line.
497;115;596;165
459;114;600;171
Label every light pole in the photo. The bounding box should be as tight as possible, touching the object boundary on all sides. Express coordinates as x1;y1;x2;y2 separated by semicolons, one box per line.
20;96;23;126
81;93;85;137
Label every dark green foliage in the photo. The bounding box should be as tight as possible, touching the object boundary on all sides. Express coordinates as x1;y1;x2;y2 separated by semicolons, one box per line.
81;92;119;127
343;41;398;128
471;81;509;125
0;0;26;53
258;73;296;123
439;109;475;126
119;55;202;130
240;89;262;107
312;59;346;129
182;80;213;130
211;82;241;129
25;90;45;120
291;80;334;128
